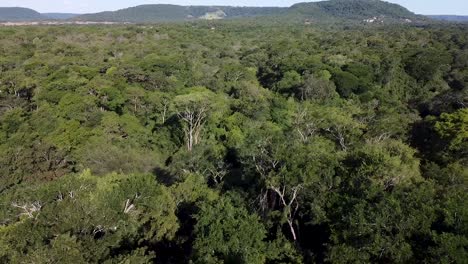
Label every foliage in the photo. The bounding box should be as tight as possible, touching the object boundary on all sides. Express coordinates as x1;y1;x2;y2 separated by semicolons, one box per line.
69;0;428;24
0;19;466;263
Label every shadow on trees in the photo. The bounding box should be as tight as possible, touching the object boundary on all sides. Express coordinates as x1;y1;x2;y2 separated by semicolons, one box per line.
153;202;198;264
152;166;178;187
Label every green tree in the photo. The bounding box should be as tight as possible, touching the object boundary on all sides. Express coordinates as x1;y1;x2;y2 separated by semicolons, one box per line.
193;194;267;264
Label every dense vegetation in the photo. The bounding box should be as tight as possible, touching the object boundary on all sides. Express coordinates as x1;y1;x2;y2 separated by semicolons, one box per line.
288;0;423;22
0;19;466;263
74;5;287;23
73;0;425;24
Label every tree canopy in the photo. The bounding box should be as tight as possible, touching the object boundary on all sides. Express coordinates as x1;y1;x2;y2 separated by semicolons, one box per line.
0;20;466;263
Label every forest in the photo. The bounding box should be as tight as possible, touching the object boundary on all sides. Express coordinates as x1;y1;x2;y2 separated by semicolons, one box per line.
0;20;466;263
1;0;427;24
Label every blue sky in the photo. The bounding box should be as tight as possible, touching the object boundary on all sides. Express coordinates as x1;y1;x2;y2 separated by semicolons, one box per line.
2;0;467;15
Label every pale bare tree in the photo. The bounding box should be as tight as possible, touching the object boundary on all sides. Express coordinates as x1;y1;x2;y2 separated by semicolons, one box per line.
325;119;362;151
175;91;215;152
249;137;304;241
11;201;42;219
325;126;349;151
206;161;229;185
123;199;135;214
293;107;323;143
123;193;141;214
270;185;302;241
250;137;282;212
160;98;170;124
177;104;208;151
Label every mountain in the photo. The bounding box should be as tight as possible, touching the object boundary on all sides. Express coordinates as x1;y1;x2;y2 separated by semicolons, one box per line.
0;7;44;21
72;0;425;24
74;5;191;22
42;13;80;20
73;4;287;22
0;7;78;21
289;0;424;22
428;15;468;22
0;1;427;24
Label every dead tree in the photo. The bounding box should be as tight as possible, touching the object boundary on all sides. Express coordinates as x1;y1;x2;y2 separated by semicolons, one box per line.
250;137;281;213
270;185;302;241
177;105;208;152
12;201;42;219
250;138;303;241
123;199;135;214
206;161;229;185
123;193;140;214
325;126;349;151
294;107;323;143
160;99;170;124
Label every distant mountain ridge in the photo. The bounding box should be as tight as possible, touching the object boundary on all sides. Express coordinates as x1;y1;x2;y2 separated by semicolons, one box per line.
0;0;454;24
291;0;416;19
428;15;468;22
0;7;44;21
73;5;287;22
72;0;426;23
42;13;80;20
0;7;80;21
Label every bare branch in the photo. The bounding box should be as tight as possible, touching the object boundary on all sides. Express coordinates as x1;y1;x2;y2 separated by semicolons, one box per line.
269;184;302;241
123;199;135;214
11;201;42;219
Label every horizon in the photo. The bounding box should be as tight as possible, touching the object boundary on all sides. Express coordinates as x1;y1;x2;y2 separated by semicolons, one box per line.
1;0;468;16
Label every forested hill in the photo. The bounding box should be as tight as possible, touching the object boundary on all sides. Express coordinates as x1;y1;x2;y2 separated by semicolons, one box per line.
0;8;79;21
0;7;44;21
73;5;288;22
429;15;468;22
0;0;431;24
289;0;425;22
72;0;424;23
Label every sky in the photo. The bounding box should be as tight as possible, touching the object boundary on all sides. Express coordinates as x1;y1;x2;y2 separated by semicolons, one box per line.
1;0;467;15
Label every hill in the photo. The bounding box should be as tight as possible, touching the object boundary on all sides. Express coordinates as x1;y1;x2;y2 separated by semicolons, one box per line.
73;5;286;22
0;1;429;24
0;8;80;21
72;0;424;23
289;0;424;22
0;7;44;21
75;5;191;22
